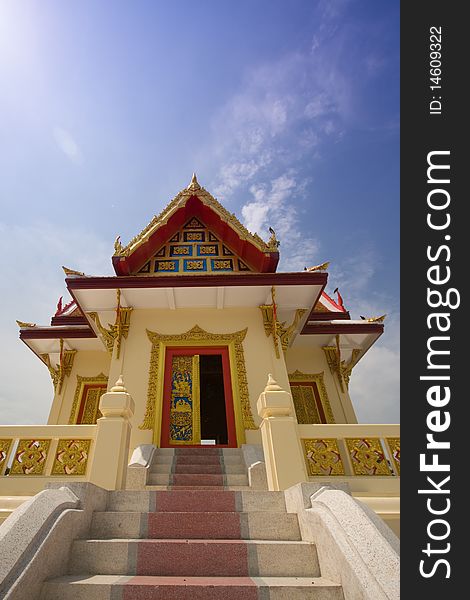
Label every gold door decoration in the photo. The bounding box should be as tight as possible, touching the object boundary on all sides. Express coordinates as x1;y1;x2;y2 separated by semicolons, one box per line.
288;371;335;423
386;437;400;475
10;439;51;475
140;325;255;445
346;438;392;476
69;374;108;424
52;439;92;476
302;438;345;476
169;355;201;445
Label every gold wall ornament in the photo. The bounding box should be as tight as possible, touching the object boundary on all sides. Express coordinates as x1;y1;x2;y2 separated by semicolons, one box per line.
51;439;92;475
69;373;109;424
302;438;345;476
16;320;36;328
386;437;400;475
278;309;307;354
288;370;335;423
140;325;256;442
322;344;362;391
10;439;51;475
88;298;133;359
40;340;76;394
346;438;392;476
88;312;116;353
341;348;362;389
259;288;306;357
114;307;133;359
0;439;12;473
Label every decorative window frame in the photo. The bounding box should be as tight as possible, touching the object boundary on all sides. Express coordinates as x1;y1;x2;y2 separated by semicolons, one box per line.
68;373;109;424
288;370;336;423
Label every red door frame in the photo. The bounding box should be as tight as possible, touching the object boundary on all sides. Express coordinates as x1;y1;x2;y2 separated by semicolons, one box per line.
160;346;237;448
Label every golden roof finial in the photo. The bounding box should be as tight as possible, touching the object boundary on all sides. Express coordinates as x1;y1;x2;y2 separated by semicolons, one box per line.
367;314;387;323
16;320;36;328
187;172;201;191
62;266;85;276
304;261;330;272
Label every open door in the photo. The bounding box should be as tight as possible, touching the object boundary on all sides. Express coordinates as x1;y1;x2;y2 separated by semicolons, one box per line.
161;347;237;447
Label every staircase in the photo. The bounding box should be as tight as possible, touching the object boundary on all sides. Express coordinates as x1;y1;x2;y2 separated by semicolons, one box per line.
40;447;343;599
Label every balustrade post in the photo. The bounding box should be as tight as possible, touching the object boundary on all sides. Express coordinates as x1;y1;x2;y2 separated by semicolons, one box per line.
89;375;134;490
257;374;307;490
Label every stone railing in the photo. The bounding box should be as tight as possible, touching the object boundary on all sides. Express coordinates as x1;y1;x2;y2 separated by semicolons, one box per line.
257;374;400;492
0;376;135;496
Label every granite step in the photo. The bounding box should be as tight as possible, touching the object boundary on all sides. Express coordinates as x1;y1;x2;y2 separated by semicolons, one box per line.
90;510;301;540
151;462;247;474
69;539;320;577
107;490;287;513
153;453;244;465
148;472;249;486
41;574;344;600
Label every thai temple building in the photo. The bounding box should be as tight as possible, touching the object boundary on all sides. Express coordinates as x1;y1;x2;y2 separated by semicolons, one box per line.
0;175;399;599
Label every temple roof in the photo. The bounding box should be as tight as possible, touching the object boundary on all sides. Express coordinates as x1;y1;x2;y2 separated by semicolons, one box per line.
112;174;280;276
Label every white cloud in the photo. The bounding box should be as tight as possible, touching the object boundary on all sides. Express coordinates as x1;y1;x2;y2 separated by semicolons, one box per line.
53;127;82;164
350;342;400;423
0;221;112;424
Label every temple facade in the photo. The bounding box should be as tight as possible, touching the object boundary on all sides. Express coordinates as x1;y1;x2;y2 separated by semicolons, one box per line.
0;175;399;599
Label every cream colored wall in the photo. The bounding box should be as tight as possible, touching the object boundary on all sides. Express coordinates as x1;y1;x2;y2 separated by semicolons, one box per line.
48;351;111;425
285;344;358;423
112;307;288;451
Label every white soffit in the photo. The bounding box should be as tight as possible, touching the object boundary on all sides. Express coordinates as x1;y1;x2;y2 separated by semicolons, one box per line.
25;337;102;355
73;284;322;312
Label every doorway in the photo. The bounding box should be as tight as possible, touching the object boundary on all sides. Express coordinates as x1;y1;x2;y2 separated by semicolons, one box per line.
160;346;237;447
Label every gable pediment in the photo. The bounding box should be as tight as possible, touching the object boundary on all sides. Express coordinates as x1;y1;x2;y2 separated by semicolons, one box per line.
112;175;279;276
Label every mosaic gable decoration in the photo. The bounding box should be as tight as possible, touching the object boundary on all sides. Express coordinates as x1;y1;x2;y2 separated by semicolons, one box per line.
137;217;255;275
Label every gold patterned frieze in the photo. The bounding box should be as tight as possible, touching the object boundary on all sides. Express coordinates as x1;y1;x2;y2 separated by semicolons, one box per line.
302;438;345;476
10;439;51;475
386;437;400;475
0;439;12;473
140;325;256;443
346;438;392;476
52;439;92;476
69;373;108;424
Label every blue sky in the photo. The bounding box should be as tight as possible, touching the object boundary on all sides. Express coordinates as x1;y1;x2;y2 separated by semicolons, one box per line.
0;0;399;424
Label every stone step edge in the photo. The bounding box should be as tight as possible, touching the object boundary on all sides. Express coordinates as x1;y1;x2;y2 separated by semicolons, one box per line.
42;574;341;588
